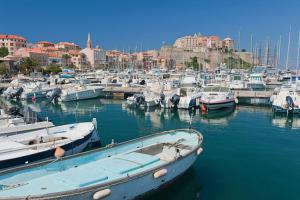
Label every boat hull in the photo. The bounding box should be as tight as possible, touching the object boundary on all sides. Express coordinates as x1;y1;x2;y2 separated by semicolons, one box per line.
21;147;199;200
202;100;235;110
60;88;103;102
21;89;53;100
0;128;98;170
272;105;300;114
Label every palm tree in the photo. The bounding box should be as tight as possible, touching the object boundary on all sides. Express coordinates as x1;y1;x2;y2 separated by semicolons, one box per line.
62;54;71;66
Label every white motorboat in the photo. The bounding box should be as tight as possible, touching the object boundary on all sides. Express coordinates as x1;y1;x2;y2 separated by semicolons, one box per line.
160;87;202;109
127;91;160;108
229;74;247;90
247;73;266;90
0;109;54;136
270;85;300;115
0;118;99;170
59;85;104;102
200;85;237;110
20;82;57;100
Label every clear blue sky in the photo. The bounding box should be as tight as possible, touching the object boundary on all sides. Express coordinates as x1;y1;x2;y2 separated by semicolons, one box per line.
1;0;300;68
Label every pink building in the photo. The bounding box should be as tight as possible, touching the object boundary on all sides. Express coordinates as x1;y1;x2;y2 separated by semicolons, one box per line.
0;34;27;55
14;47;48;66
55;42;80;51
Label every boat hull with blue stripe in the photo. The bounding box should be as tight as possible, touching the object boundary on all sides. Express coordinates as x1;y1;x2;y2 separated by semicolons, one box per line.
0;129;203;200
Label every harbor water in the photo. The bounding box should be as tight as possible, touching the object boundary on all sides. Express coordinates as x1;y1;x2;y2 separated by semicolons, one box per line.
6;98;300;200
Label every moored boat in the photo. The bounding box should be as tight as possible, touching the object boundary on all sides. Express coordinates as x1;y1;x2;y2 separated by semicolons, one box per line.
270;86;300;115
0;118;99;170
0;129;203;200
200;85;237;110
59;85;104;102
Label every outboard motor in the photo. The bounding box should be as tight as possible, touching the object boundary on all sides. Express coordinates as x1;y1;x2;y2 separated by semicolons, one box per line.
188;98;197;109
47;88;62;102
170;94;180;107
286;96;294;111
7;106;21;116
11;87;23;99
160;93;165;103
140;80;146;85
135;94;145;106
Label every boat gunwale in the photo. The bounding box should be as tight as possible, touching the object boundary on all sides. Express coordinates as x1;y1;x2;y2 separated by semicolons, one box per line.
0;129;203;200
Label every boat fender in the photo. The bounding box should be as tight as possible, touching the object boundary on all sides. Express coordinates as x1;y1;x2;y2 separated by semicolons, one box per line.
93;189;111;200
154;168;167;179
201;105;206;112
235;98;239;104
54;147;65;159
196;147;203;155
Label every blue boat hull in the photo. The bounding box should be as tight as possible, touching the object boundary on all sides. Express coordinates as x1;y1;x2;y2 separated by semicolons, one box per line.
27;148;199;200
272;105;300;114
0;129;202;200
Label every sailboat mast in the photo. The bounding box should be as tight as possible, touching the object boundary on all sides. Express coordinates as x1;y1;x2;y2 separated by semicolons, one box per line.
251;34;254;68
296;31;300;73
265;37;269;66
285;26;291;71
277;35;282;68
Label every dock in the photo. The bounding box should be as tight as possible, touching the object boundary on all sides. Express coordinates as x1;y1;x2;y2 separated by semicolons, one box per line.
101;87;143;99
234;90;273;105
0;83;274;105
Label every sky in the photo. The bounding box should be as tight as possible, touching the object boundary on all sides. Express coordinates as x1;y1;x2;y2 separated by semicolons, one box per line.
1;0;300;68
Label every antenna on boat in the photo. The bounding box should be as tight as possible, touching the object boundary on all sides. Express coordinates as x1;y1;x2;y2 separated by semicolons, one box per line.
188;109;195;129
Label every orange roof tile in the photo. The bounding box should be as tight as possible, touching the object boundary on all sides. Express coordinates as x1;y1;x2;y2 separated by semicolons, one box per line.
0;34;26;41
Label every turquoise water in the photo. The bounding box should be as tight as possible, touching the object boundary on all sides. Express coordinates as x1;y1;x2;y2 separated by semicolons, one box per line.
7;99;300;200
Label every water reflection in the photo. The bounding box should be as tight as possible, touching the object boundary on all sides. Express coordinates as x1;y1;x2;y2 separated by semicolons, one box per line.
122;103;238;127
272;114;300;129
200;107;237;125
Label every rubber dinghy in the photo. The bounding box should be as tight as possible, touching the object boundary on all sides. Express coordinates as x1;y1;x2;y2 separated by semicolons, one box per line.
0;129;203;200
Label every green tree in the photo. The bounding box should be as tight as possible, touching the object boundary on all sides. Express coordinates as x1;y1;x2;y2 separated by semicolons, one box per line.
42;64;62;74
0;47;9;58
185;57;200;71
62;54;71;66
191;57;200;71
0;63;7;75
224;56;251;69
19;57;40;75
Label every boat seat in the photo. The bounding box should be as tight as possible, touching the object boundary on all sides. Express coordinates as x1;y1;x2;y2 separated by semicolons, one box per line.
115;152;160;167
98;158;141;174
99;152;160;174
57;166;108;187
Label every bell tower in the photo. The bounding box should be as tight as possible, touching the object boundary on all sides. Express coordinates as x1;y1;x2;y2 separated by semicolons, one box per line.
87;32;92;49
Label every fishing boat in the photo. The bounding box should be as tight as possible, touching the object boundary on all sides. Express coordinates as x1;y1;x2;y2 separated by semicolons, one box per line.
0;129;203;200
200;85;237;110
0;118;98;170
59;85;104;102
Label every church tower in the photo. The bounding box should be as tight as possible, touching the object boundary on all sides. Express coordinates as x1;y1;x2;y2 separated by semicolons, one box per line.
87;32;92;49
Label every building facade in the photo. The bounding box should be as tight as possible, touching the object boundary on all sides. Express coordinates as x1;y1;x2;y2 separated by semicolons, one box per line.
173;33;234;51
80;33;106;68
0;34;27;55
